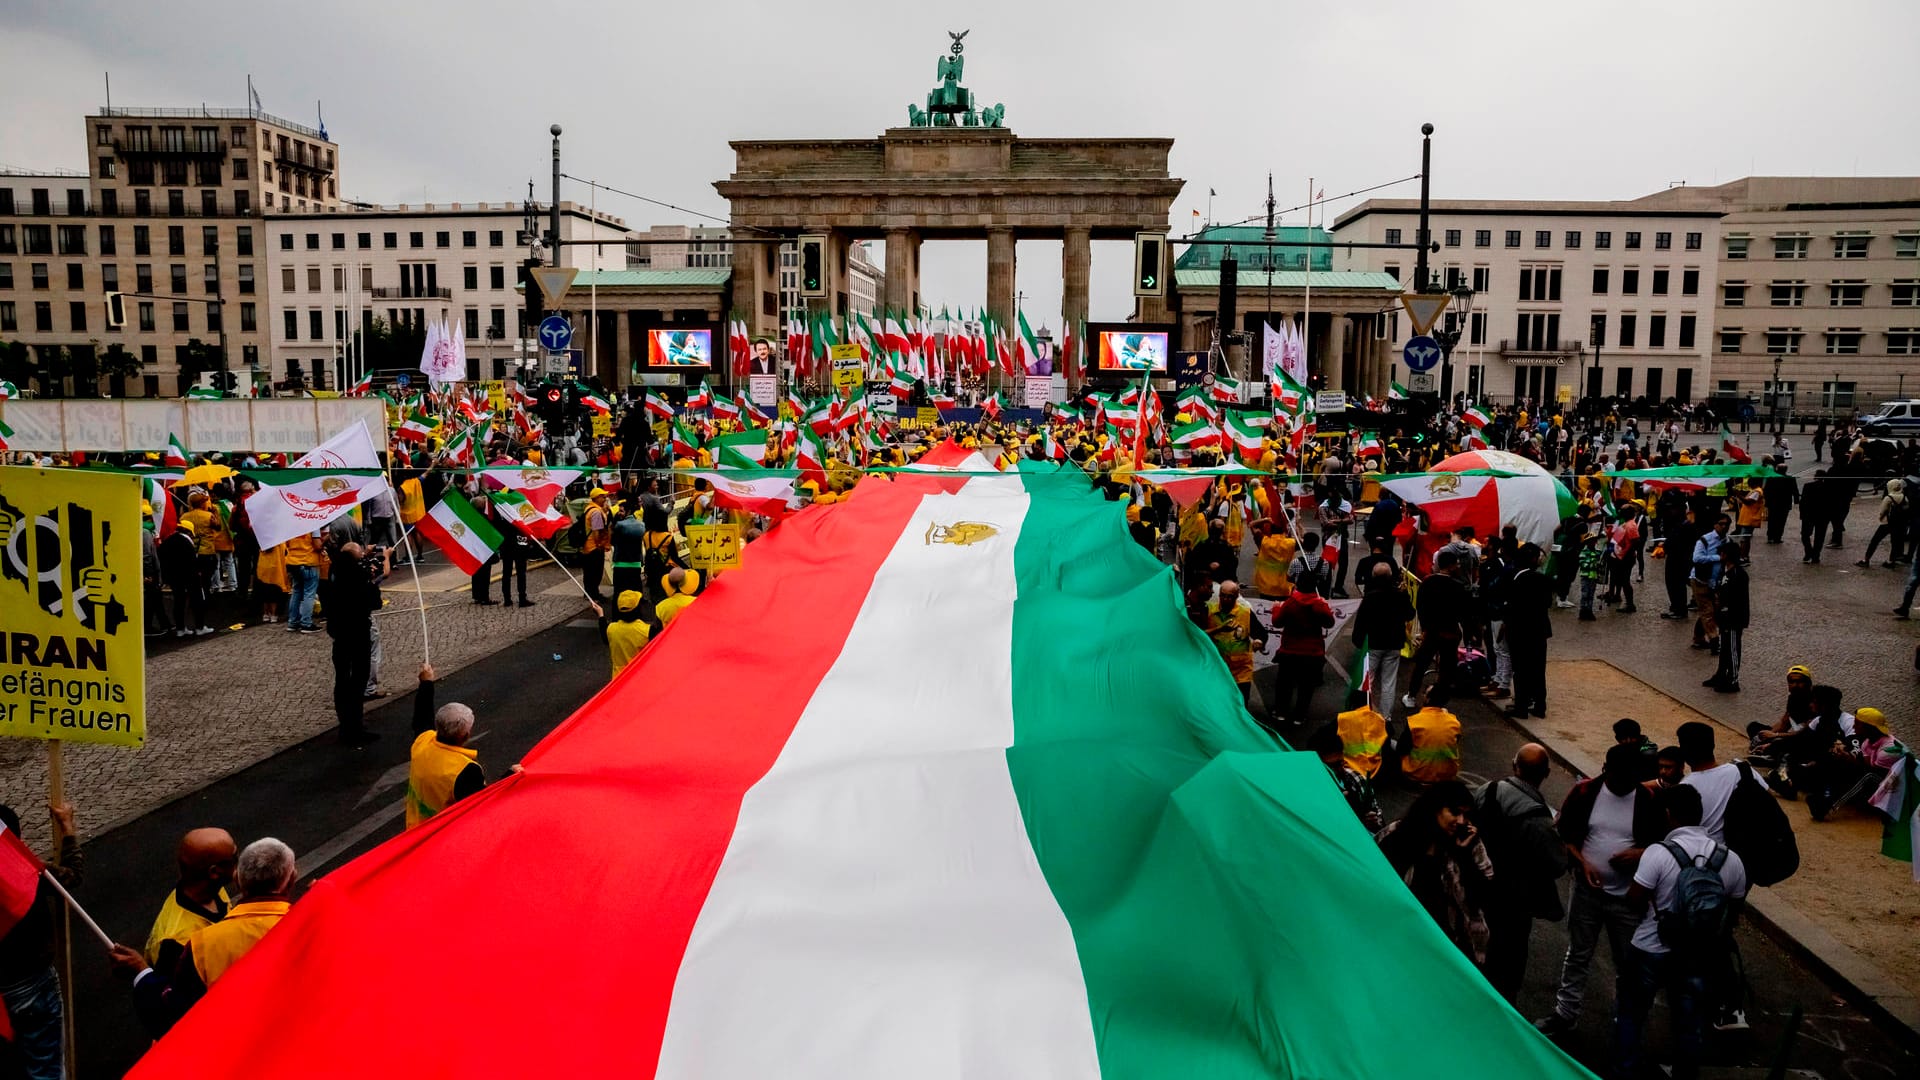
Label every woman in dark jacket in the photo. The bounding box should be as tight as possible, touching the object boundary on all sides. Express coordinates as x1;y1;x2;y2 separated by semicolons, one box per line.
1377;779;1496;966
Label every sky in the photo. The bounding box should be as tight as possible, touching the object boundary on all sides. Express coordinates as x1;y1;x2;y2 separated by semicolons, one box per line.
5;0;1918;327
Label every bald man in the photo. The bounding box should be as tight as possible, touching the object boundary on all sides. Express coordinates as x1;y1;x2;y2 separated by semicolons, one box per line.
405;662;487;829
1473;743;1571;1003
143;828;237;969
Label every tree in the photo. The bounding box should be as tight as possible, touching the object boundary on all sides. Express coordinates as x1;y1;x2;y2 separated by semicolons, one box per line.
360;316;426;377
35;345;71;398
97;342;140;397
176;338;222;396
0;340;31;391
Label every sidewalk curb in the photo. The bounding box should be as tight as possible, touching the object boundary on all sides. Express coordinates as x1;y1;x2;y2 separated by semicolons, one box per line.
1498;681;1920;1052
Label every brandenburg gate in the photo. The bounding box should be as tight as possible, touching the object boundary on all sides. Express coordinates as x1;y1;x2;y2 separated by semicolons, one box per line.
716;33;1183;347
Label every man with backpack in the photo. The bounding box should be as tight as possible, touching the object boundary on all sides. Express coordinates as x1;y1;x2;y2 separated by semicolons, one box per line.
1472;743;1569;1004
1617;785;1749;1080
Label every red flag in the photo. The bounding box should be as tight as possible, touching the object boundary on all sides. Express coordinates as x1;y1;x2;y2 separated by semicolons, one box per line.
1719;425;1750;464
0;823;44;942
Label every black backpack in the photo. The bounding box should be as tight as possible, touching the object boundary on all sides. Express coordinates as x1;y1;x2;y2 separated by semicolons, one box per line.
1655;839;1735;968
1721;761;1799;886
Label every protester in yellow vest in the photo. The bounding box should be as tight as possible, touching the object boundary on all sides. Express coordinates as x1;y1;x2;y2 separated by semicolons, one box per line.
1203;581;1268;705
1251;523;1297;599
656;567;700;627
1337;704;1388;779
1402;687;1464;784
405;665;487;829
397;475;427;526
604;590;652;678
111;838;298;1039
142;827;236;968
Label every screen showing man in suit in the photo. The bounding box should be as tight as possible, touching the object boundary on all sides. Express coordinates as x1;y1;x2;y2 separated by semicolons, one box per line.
1098;331;1169;371
648;329;712;367
749;339;777;374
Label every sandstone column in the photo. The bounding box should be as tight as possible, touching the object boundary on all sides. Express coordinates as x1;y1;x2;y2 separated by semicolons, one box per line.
730;242;774;340
884;227;920;314
1324;314;1347;394
986;227;1017;330
614;308;633;391
1061;227;1091;382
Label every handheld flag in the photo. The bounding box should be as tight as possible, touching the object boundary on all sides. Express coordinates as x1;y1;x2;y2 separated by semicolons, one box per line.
163;433;191;467
1719;424;1750;464
417;490;503;575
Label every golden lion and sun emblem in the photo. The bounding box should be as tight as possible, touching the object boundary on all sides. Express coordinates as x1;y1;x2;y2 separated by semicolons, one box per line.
925;521;998;546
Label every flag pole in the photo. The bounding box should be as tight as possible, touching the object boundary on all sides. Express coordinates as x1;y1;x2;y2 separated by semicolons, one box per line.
522;530;599;610
38;869;112;951
387;456;432;668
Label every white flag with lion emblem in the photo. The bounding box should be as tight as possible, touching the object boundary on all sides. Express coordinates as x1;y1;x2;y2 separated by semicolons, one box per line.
244;421;393;549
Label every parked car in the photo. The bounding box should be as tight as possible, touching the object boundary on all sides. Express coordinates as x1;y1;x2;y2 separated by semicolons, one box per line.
1859;400;1920;437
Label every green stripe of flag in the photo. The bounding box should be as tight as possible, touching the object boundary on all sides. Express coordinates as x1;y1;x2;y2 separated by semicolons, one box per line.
439;488;502;548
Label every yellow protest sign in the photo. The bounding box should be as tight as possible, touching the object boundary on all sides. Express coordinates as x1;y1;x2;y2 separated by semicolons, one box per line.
592;413;612;437
830;343;864;394
481;380;508;416
0;467;145;747
684;522;741;570
917;406;938;425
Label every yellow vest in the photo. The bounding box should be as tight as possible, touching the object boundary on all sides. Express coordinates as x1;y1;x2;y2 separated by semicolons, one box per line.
189;900;290;986
656;593;695;627
1252;536;1295;598
398;478;426;525
144;888;228;966
1403;708;1463;784
1204;599;1255;684
1338;706;1387;779
608;619;650;678
406;731;481;829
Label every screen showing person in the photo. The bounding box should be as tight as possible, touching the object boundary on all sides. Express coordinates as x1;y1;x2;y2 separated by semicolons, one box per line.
1098;330;1169;371
647;329;712;367
1026;338;1053;378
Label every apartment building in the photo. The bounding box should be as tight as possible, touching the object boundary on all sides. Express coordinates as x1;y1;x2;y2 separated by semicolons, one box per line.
0;107;340;396
1330;193;1723;404
1703;178;1920;414
264;201;634;385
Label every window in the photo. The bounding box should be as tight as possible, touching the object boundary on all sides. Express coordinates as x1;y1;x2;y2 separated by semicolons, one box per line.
489;265;506;290
309;310;324;340
1589;312;1607;348
1383;264;1399;282
358;232;372;249
137;301;154;331
33;302;51;332
199;188;217;215
1504;230;1521;248
1832;234;1870;260
1441;228;1459;247
204;264;218;293
1473;229;1490;248
463;265;478;290
1651;269;1669;295
1655;231;1672;250
236;226;253;256
383;232;398;249
280;233;294;251
133;188;151;215
67;263;83;289
233;190;249;215
30;263;47;289
360;266;373;291
1723;281;1747;307
1765;329;1803;354
1774;235;1809;260
199;225;217;255
29;189;49;215
462;230;478;248
1565;230;1581;249
1769;281;1807;306
1382;228;1402;246
304;266;319;293
1471;266;1489;293
1535;230;1551;248
333;267;345;291
1893;280;1920;307
435;231;451;249
1725;236;1749;260
1622;269;1639;295
0;225;12;255
1443;266;1464;291
100;189;116;214
1681;268;1699;296
1827;280;1866;307
232;156;248;180
281;266;296;292
490;308;507;337
1648;314;1667;349
489;230;504;247
409;231;424;248
0;264;9;289
284;309;298;340
69;301;87;332
0;302;16;332
1823;329;1863;354
1822;381;1855;409
1887;329;1920;356
165;226;185;257
1619;314;1637;348
238;264;255;294
56;225;86;255
326;233;343;251
1678;315;1696;350
172;302;189;331
465;308;480;339
1517;265;1562;302
1470;311;1486;346
240;302;256;332
170;265;187;293
1594;230;1612;250
206;301;222;333
1513;312;1560;349
1624;231;1642;250
136;265;152;292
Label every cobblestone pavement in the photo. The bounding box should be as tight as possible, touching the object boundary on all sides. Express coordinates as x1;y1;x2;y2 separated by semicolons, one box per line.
0;558;591;851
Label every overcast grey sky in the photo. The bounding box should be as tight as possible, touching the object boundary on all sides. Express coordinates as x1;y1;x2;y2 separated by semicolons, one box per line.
5;0;1918;325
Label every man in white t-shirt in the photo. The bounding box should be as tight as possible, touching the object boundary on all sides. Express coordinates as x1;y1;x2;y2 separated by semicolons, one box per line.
1616;784;1749;1078
1677;720;1766;844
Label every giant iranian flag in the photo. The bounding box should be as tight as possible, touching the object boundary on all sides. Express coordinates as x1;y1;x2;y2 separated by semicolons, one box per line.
130;465;1586;1080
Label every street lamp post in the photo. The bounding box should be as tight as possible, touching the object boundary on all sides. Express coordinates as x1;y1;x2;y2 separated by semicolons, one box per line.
1429;281;1474;402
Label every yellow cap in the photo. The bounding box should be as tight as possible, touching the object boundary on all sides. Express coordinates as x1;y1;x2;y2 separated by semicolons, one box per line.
589;487;608;498
616;589;644;612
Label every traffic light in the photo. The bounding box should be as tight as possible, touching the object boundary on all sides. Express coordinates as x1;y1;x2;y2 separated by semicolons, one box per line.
104;291;126;328
798;235;827;299
539;380;567;426
214;370;239;393
1133;233;1165;298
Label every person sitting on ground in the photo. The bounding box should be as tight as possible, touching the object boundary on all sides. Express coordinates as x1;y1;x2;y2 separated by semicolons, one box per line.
1309;723;1383;832
143;828;236;971
655;567;701;628
110;837;298;1039
1748;664;1816;775
403;663;487;829
1613;718;1660;783
1775;684;1864;818
604;590;652;678
1376;779;1496;968
1402;685;1463;785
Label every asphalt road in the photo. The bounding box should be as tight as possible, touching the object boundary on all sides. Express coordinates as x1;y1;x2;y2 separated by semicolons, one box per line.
72;618;610;1078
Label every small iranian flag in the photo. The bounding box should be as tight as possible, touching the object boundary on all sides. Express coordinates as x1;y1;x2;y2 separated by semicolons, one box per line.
889;369;917;400
687;381;714;410
1347;634;1374;702
1355;432;1384;459
1463;404;1492;429
186;385;223;400
0;380;17;399
712;430;769;468
712;396;742;422
981;393;1003;421
0;417;12;452
931;393;957;411
417;490;503;575
1869;752;1919;879
1273;370;1308;414
1389;381;1409;400
1209;375;1243;403
491;488;569;540
579;391;612;416
163;433;190;467
1719;424;1750;464
672;420;701;458
1169;418;1220;461
395;408;438;444
1224;412;1266;465
738;394;770;425
644;392;675;420
346;373;374;397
